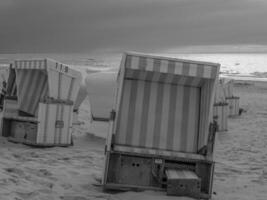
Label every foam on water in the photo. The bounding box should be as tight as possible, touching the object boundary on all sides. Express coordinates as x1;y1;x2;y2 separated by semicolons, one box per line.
1;53;267;75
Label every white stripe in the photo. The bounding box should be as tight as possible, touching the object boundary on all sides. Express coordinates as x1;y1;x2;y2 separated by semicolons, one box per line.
188;63;198;77
146;58;154;71
203;65;212;78
131;56;139;69
160;60;168;73
174;62;183;75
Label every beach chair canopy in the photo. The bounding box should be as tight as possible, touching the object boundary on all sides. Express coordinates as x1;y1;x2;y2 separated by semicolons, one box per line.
112;52;220;154
6;59;82;116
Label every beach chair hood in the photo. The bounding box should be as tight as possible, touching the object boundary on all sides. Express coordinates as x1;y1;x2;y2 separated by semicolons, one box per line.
7;59;82;116
111;52;220;154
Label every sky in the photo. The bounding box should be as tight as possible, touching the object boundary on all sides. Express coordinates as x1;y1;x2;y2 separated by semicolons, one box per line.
0;0;267;53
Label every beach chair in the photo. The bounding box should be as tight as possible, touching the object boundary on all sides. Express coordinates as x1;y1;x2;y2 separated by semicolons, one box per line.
0;65;9;109
102;52;220;199
213;79;228;132
1;59;82;147
223;79;240;117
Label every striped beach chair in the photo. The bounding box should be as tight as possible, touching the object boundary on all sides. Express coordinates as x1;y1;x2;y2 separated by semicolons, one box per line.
222;79;240;117
103;52;220;199
213;79;228;132
1;59;82;147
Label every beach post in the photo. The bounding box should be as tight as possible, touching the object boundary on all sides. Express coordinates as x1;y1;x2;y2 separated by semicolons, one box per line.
102;52;220;199
1;59;82;147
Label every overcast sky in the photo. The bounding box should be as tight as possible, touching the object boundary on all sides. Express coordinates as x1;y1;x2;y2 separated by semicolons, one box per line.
1;0;267;53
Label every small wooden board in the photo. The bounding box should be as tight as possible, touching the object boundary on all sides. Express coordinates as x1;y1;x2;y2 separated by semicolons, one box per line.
166;169;201;197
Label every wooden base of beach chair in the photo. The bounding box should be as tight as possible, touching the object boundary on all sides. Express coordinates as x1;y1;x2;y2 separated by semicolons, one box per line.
2;116;73;148
103;151;214;199
166;169;201;198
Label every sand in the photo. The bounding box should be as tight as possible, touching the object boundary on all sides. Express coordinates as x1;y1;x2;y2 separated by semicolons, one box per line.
0;83;267;199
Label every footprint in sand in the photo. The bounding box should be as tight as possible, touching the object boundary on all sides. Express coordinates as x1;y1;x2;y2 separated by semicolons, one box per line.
5;168;25;176
60;196;88;200
61;183;72;190
15;191;39;199
37;169;53;177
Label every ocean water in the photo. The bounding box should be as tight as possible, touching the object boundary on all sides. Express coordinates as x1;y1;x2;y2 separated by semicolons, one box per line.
1;53;267;75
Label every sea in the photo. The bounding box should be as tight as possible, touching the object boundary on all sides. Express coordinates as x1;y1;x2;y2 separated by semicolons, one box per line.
1;52;267;76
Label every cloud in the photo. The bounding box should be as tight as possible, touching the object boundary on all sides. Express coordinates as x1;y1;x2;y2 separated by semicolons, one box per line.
0;0;267;53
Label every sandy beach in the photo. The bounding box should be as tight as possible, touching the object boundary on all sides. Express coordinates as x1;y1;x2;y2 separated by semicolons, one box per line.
0;83;265;200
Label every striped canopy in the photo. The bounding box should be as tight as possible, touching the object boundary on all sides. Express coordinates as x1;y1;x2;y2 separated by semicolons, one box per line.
112;52;220;155
7;59;82;116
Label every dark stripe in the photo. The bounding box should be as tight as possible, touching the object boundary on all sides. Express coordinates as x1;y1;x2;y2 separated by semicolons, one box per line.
182;62;190;76
193;88;200;152
153;82;164;148
54;104;60;144
168;61;175;74
125;79;138;145
166;84;177;150
145;71;154;82
184;77;194;86
153;59;161;72
18;70;34;114
180;87;191;151
138;56;147;70
43;104;49;143
139;80;151;147
196;64;204;78
131;70;140;80
27;70;44;115
125;68;132;78
67;78;74;100
58;104;64;143
210;66;217;78
173;74;181;85
66;105;72;144
58;69;62;99
158;72;166;83
29;70;43;114
32;74;48;114
125;55;132;68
